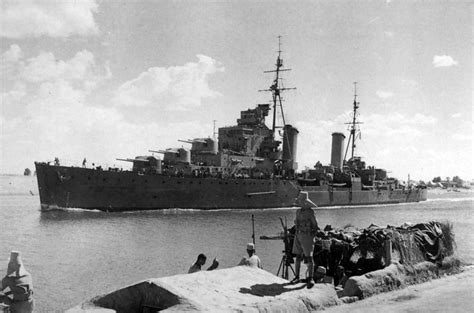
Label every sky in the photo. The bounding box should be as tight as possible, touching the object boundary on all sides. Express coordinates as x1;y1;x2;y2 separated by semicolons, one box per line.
1;0;472;182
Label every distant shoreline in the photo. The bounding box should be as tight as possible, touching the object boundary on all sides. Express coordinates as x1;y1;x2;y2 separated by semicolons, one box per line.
427;187;473;195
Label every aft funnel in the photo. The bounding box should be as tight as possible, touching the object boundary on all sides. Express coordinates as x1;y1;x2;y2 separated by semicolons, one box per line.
331;132;345;170
282;124;299;170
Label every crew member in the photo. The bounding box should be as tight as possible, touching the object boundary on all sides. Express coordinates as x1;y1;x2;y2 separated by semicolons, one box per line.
291;191;319;287
238;243;262;269
0;251;34;313
188;253;219;273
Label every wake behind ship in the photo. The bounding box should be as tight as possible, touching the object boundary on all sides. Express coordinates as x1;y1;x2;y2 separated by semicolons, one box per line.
35;40;427;211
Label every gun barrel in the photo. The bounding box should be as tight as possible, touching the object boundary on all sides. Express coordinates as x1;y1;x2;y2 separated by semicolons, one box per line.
178;139;207;144
178;139;194;144
149;150;167;154
116;158;134;162
116;158;149;163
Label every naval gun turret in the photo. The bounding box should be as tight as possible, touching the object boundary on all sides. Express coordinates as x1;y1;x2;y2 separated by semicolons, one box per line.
149;148;190;164
116;156;162;174
179;138;218;155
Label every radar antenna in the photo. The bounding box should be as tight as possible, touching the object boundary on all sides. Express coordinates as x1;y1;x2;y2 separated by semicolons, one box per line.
344;82;363;161
259;36;296;135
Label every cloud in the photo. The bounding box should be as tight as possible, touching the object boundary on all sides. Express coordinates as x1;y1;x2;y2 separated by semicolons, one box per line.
451;113;461;118
21;50;109;89
1;45;111;94
1;0;99;38
0;46;115;173
113;55;224;110
0;83;26;108
376;90;394;99
1;44;22;63
1;44;24;79
433;55;458;68
0;47;219;174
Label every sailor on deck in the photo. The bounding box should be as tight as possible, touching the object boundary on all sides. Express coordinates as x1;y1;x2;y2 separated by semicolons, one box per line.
291;191;319;287
0;251;34;313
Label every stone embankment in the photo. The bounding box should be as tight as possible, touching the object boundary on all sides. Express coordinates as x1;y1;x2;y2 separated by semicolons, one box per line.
67;257;462;313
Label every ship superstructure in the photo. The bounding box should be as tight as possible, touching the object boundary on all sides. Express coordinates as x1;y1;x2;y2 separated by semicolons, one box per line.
35;39;427;211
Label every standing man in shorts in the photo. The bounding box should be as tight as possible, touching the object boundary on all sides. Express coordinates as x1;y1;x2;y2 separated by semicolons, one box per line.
291;191;319;287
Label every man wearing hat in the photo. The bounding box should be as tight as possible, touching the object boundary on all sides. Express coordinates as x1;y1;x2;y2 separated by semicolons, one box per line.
314;266;334;284
0;251;34;313
291;191;319;287
238;243;262;269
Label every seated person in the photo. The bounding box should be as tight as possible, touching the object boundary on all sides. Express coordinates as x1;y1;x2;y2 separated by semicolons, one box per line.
334;265;348;288
313;266;334;284
188;253;219;273
238;243;262;269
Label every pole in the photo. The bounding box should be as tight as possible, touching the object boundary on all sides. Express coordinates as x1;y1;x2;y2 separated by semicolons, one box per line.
252;214;256;245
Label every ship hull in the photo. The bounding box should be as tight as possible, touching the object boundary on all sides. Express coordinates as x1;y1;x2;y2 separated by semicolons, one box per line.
35;163;427;211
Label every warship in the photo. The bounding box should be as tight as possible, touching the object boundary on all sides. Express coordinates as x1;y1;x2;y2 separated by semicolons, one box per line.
35;40;427;211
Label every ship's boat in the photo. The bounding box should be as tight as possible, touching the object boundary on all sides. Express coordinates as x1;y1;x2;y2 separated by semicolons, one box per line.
35;40;427;211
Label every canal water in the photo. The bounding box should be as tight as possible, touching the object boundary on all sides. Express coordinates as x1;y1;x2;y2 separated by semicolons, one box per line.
0;175;472;311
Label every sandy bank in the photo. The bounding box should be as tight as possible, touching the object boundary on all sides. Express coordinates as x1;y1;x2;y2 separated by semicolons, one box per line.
67;258;465;312
324;265;474;313
67;266;339;312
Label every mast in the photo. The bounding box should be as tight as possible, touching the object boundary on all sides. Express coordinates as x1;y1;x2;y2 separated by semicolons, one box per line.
344;82;363;161
259;36;296;135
